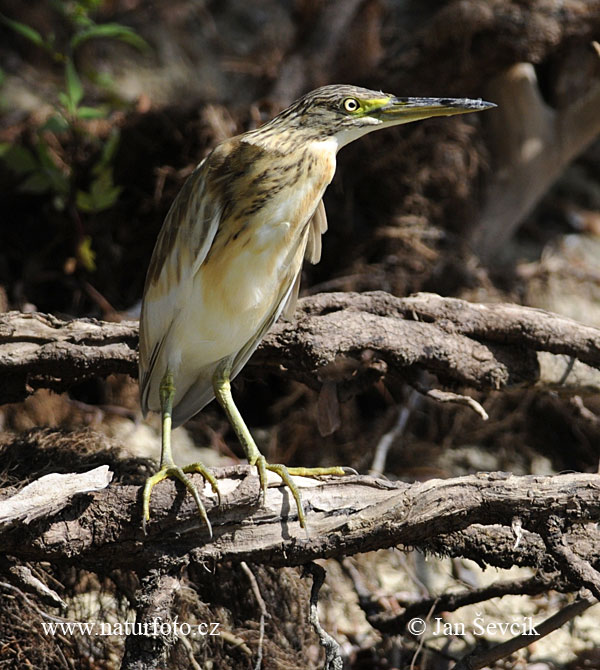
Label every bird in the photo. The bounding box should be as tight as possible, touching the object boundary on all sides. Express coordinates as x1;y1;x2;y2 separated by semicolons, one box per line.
138;84;495;535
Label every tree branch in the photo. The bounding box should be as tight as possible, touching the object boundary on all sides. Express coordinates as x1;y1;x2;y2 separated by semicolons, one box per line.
474;62;600;260
2;291;600;406
3;465;600;578
454;594;596;670
368;573;564;634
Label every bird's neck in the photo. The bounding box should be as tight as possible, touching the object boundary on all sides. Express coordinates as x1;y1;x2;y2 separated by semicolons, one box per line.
242;119;340;157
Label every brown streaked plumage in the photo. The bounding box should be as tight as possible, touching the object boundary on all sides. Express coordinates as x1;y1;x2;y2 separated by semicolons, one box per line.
138;84;495;534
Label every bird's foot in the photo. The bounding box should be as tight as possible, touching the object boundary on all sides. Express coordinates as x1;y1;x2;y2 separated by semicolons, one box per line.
253;458;349;529
142;463;220;537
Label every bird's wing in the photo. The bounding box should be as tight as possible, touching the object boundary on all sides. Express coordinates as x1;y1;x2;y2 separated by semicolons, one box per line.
281;199;328;319
304;198;328;264
138;158;222;414
171;255;301;427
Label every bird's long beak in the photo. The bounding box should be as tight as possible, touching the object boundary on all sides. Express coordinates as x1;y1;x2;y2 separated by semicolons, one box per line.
375;97;496;125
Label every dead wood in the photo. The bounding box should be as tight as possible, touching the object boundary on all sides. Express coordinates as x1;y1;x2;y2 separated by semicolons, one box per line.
474;62;600;260
2;291;600;409
2;464;600;579
121;570;185;670
0;311;138;403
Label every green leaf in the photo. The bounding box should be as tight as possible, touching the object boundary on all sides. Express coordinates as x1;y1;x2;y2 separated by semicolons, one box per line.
76;105;107;120
19;171;53;194
91;70;115;90
0;144;38;174
71;23;149;52
33;142;70;194
64;57;84;113
76;235;96;272
41;114;70;133
93;128;120;174
76;169;121;213
57;91;70;109
34;139;58;171
0;14;45;48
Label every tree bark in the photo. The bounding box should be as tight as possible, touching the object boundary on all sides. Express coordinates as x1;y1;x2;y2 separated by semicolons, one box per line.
3;462;600;578
2;291;600;407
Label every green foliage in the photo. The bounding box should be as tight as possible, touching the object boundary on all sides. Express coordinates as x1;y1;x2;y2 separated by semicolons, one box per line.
0;1;149;269
0;14;46;49
76;235;97;271
76;129;123;213
71;23;148;51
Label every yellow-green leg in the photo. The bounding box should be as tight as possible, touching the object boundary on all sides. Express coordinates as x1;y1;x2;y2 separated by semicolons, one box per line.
212;360;347;528
143;371;220;536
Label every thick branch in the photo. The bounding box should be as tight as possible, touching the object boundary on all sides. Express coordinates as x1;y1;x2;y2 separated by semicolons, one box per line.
2;292;600;405
121;570;184;670
454;595;596;670
474;62;600;260
3;467;600;576
0;311;138;403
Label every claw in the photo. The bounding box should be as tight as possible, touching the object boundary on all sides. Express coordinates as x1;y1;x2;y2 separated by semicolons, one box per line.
254;458;349;529
142;464;217;538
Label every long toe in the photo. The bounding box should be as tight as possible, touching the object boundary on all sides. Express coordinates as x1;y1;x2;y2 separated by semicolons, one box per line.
256;462;352;529
284;466;348;477
182;462;222;505
256;459;306;529
142;465;213;537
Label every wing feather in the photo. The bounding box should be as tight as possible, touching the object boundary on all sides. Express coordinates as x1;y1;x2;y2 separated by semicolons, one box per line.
138;158;222;414
171;261;301;426
304;199;328;265
139;136;336;422
281;199;328;319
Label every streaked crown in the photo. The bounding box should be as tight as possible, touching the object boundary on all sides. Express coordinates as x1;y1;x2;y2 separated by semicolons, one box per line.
247;84;495;148
262;84;394;136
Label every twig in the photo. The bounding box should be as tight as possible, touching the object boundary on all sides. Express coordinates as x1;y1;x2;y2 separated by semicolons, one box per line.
421;388;488;421
7;564;66;609
369;573;561;633
240;562;268;670
220;631;252;656
341;557;380;620
410;599;439;670
178;634;202;670
370;391;419;476
543;515;600;601
0;581;66;625
303;563;343;670
453;593;596;670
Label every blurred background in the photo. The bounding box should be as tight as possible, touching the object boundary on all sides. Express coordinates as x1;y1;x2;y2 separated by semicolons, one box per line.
1;1;600;668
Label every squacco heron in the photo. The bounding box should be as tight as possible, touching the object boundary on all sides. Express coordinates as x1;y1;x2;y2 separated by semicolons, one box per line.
139;84;494;534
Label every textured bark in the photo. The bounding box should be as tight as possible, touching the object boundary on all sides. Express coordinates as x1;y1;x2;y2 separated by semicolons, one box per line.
2;464;600;577
2;291;600;407
0;311;138;403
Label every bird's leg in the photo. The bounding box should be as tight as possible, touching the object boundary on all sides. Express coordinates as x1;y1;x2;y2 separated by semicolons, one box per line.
142;370;220;536
212;360;347;529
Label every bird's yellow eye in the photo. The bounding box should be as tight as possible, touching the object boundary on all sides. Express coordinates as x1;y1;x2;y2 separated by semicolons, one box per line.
343;98;360;113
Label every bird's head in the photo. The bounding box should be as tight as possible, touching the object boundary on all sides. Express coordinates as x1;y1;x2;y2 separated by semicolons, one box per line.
267;84;495;148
